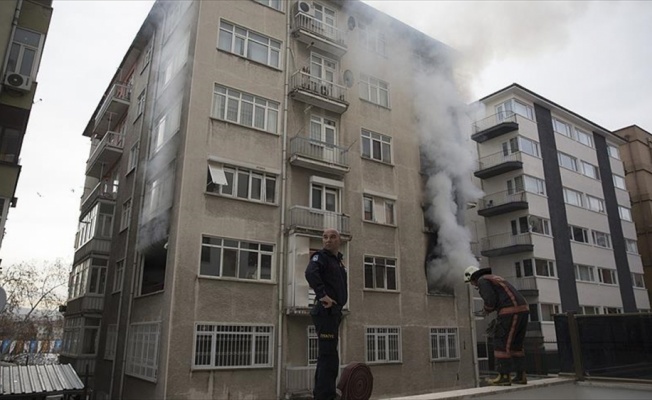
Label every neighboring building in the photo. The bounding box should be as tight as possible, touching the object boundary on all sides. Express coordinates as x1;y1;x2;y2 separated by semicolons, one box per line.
0;0;53;256
613;125;652;304
62;1;478;399
471;84;651;353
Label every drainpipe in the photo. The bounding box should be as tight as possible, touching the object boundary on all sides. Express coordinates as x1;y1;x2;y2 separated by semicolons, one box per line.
0;0;23;96
468;284;480;387
276;6;292;400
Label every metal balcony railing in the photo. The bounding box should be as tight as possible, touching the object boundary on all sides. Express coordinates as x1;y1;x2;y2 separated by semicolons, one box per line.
293;12;344;45
478;151;522;170
287;206;350;235
81;295;104;312
80;180;117;213
290;69;347;103
511;276;539;291
290;136;349;166
94;83;131;131
88;131;125;162
481;232;532;252
472;111;518;134
479;190;527;210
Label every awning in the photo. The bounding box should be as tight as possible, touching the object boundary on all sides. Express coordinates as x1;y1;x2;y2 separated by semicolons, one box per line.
0;364;84;398
208;163;228;185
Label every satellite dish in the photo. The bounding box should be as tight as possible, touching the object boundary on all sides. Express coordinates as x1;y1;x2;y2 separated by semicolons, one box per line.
0;287;6;312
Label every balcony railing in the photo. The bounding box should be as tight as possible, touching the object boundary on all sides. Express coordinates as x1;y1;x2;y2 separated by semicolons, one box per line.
80;180;117;214
471;112;519;143
287;206;350;235
86;131;125;178
289;136;349;174
511;276;539;292
289;69;348;113
292;12;346;56
93;83;131;134
81;295;104;312
475;151;524;180
480;190;527;210
480;232;533;257
73;237;111;265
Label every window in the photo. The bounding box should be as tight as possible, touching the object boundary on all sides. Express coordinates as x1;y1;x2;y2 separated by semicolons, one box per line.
212;84;279;133
359;73;389;107
359;22;386;56
535;259;555;277
511;216;529;235
362;194;395;225
253;0;282;11
496;99;534;121
509;136;540;157
524;176;546;195
569;225;589;243
311;183;339;212
136;89;146;117
361;129;391;163
81;318;101;355
619;206;632;222
625;239;638;254
120;199;132;231
540;304;561;322
553;118;572;138
430;328;459;361
200;236;274;281
581;161;600;180
126;323;160;381
364;256;397;290
598;267;617;285
592;231;611;248
69;258;108;299
141;43;153;72
310;115;337;146
558;152;579;172
604;307;622;314
632;273;645;288
113;260;124;293
127;144;138;172
218;21;281;68
307;326;318;365
62;318;82;356
613;174;626;190
563;188;583;207
75;203;115;250
151;102;181;154
515;259;533;277
105;325;118;360
365;327;401;363
207;163;277;204
142;164;174;221
0;126;21;163
607;143;620;159
580;306;599;315
159;34;189;88
575;264;595;282
586;195;605;213
576;128;593;147
528;216;551;235
7;27;43;77
312;3;337;40
193;324;273;369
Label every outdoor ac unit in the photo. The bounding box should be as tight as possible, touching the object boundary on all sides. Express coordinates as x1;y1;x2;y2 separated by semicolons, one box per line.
3;72;31;92
297;0;311;13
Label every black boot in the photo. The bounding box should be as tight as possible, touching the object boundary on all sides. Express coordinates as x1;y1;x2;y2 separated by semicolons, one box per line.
512;356;527;384
487;359;512;386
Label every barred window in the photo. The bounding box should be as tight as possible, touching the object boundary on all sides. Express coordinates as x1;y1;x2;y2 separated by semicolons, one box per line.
364;256;397;290
361;129;391;163
194;324;274;369
207;163;277;204
218;20;281;68
430;327;459;361
200;236;274;281
359;74;389;107
212;84;279;133
307;326;318;365
125;323;160;381
365;327;401;363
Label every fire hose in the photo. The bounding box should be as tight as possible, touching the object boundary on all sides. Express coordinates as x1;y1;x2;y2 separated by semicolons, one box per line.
337;362;373;400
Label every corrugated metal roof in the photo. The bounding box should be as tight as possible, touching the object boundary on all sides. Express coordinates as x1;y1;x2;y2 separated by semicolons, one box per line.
0;364;84;396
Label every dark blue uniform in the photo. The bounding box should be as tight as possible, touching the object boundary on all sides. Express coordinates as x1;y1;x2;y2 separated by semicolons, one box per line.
305;249;348;400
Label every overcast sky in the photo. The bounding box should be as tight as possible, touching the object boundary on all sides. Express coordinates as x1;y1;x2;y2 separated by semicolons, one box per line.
1;0;650;267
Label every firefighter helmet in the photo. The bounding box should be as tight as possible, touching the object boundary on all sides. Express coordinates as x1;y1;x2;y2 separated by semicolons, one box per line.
464;266;480;283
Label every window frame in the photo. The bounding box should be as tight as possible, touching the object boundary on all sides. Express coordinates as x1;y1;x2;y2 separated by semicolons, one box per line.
365;326;401;364
252;0;283;11
212;84;279;134
200;236;275;282
207;163;277;204
619;206;633;222
563;188;583;207
558;151;579;172
581;161;600;180
7;27;44;78
613;174;626;190
192;323;274;370
363;255;398;291
569;225;589;244
125;322;160;381
575;264;596;282
359;73;390;108
362;194;395;225
607;143;620;159
592;231;612;249
361;129;392;164
598;267;618;285
113;259;125;293
217;20;282;68
430;327;459;361
586;195;605;213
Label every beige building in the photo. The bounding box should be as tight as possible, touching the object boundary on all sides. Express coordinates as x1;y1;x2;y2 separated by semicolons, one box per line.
0;0;52;256
614;125;652;304
61;1;479;399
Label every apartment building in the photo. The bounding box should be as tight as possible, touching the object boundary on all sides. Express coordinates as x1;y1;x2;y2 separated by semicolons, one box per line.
0;0;52;255
61;1;478;398
471;84;651;350
613;125;652;304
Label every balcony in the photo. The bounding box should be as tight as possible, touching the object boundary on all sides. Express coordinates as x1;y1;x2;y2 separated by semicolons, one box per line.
80;180;117;215
477;190;528;217
475;151;523;179
287;206;350;236
86;131;125;179
481;232;533;257
93;83;131;137
289;136;349;175
65;294;104;315
289;69;348;114
511;276;539;297
291;12;347;57
73;237;111;265
471;112;519;143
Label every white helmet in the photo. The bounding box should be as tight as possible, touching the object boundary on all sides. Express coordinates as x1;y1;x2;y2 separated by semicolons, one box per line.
464;266;479;283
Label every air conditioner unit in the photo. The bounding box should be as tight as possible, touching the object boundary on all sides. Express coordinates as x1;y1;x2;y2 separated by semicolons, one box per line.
3;72;31;92
297;0;311;14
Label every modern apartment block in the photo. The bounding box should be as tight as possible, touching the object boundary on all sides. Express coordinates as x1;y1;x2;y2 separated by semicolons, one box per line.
62;1;478;398
0;0;52;255
471;84;651;350
613;125;652;304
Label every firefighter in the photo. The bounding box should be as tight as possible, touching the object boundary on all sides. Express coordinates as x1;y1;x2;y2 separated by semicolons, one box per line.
465;266;529;386
305;228;348;400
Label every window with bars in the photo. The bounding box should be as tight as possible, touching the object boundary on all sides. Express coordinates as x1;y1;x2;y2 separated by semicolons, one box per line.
364;256;397;290
194;324;274;369
105;324;117;360
307;326;318;365
212;84;279;133
361;129;392;163
430;327;459;361
200;236;274;281
207;163;277;204
125;323;160;381
218;20;281;68
365;327;401;363
359;74;389;107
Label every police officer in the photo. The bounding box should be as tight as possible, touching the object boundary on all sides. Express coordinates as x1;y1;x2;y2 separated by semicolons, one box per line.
305;228;348;400
465;266;529;386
